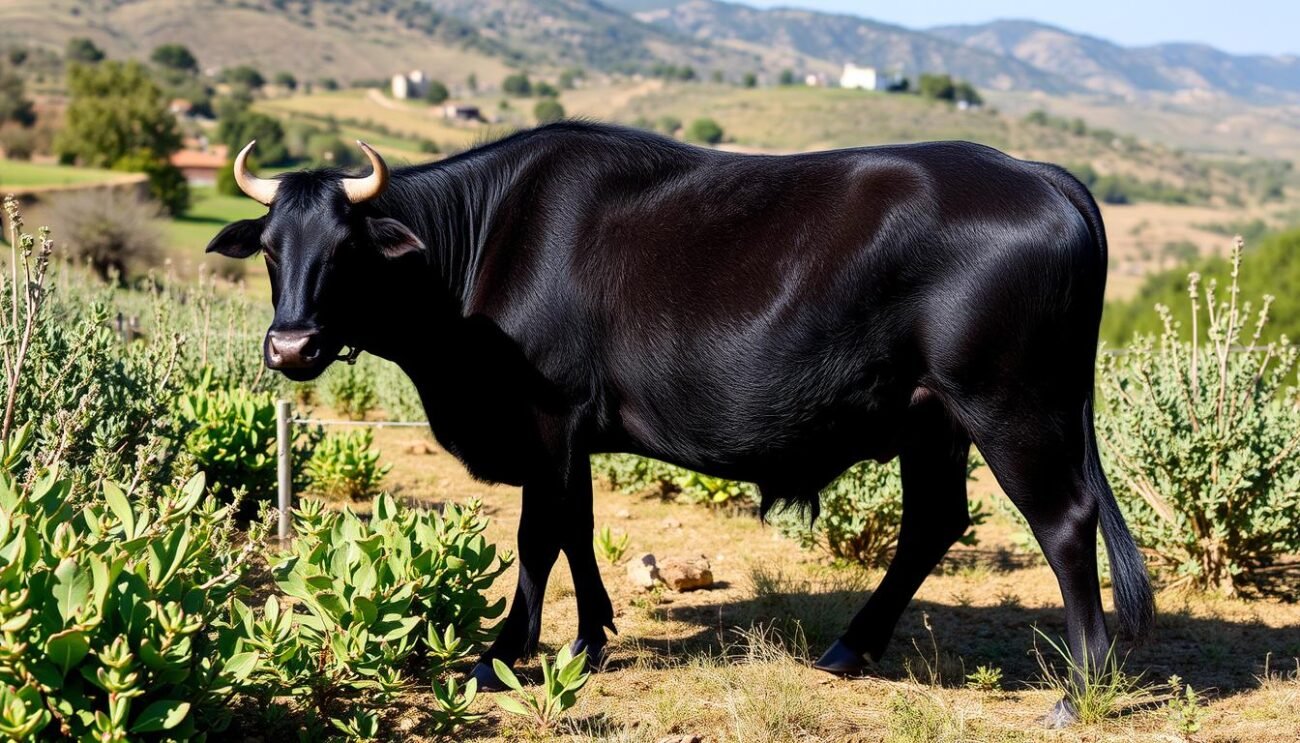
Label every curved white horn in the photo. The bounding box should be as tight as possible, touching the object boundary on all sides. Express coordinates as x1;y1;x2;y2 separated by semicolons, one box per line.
341;141;389;204
233;140;279;206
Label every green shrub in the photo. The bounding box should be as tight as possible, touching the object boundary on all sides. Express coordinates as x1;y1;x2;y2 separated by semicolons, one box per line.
775;458;986;567
2;197;188;486
304;429;390;501
685;117;724;145
423;79;449;104
174;378;317;515
325;362;378;420
236;495;511;735
502;73;532;96
592;453;757;510
534;99;565;124
0;445;260;740
1096;240;1300;594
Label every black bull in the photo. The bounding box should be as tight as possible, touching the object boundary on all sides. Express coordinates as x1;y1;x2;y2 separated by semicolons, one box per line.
208;122;1154;722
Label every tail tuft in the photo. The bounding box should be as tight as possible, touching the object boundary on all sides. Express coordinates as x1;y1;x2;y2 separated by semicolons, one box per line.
1085;400;1155;642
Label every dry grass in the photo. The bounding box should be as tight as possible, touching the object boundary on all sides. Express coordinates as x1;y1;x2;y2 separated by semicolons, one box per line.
350;422;1300;742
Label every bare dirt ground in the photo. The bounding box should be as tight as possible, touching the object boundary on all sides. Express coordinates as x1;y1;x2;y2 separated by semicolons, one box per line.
335;425;1300;743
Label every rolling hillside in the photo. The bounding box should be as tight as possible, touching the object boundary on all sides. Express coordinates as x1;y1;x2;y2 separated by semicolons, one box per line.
930;19;1300;102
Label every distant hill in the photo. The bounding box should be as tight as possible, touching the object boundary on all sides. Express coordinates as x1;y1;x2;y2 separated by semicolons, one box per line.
624;0;1074;92
612;1;1300;101
420;0;758;73
929;19;1300;101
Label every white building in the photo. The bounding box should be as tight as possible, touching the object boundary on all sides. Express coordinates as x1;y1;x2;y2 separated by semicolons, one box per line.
840;64;882;91
391;70;428;100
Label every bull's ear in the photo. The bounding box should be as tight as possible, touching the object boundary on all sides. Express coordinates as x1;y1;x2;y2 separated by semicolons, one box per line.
205;218;265;258
366;217;427;261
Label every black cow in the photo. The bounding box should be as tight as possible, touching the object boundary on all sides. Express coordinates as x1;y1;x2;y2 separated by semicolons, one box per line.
207;122;1154;725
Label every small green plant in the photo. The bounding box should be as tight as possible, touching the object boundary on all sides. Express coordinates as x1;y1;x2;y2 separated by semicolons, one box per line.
1031;627;1148;724
429;676;484;735
1165;674;1202;737
492;645;590;732
304;429;390;501
326;362;378;420
593;525;630;565
965;665;1004;693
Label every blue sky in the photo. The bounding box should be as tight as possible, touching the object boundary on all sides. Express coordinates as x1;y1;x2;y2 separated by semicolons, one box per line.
742;0;1300;56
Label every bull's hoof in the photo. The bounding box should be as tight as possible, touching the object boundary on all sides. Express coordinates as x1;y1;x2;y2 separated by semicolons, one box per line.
813;640;869;677
1040;698;1078;729
470;661;510;692
570;637;608;671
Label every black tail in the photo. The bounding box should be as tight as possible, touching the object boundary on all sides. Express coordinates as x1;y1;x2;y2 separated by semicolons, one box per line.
1083;398;1155;642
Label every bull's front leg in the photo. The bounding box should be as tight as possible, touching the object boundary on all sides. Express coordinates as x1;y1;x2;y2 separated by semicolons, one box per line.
561;455;617;668
470;454;615;689
471;478;562;690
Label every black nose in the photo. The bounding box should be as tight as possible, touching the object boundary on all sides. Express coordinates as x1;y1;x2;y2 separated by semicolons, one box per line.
266;329;322;369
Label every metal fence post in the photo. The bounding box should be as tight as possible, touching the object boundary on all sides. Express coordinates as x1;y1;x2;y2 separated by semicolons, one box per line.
276;399;292;541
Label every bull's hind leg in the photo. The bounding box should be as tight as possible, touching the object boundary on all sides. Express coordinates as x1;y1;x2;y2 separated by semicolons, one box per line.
956;397;1112;728
816;395;972;675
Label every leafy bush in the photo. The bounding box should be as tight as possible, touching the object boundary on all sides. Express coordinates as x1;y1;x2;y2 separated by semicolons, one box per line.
0;447;260;740
325;362;378;420
2;197;187;486
775;458;986;567
46;188;164;282
304;429;390;501
592;453;757;510
593;525;630;565
503;73;532;96
534;99;565;124
174;378;318;516
1096;240;1300;594
236;495;511;735
685;117;724;145
423;79;449;104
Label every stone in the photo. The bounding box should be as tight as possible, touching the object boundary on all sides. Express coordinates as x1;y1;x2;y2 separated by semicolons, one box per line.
615;508;632;519
661;517;683;529
626;553;659;590
656;555;714;591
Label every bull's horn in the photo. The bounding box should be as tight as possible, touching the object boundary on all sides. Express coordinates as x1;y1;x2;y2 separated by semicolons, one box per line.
341;141;389;204
233;140;279;206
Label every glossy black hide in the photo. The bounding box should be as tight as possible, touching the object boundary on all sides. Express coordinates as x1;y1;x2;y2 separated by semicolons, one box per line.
207;123;1154;720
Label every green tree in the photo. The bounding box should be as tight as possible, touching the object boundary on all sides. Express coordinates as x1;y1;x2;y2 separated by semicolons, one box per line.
534;99;565;124
558;68;583;90
424;79;450;104
274;71;298;91
502;72;532;96
0;62;36;128
150;44;197;73
685;117;724;145
954;80;982;105
778;68;796;85
215;98;289;165
222;64;265;90
55;61;181;168
535;81;559;98
918;73;956;100
466;72;478;92
319;77;340;91
741;72;757;88
65;37;105;64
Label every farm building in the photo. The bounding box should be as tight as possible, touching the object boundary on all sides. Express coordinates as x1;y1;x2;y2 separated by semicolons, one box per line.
391;70;428;100
840;64;883;91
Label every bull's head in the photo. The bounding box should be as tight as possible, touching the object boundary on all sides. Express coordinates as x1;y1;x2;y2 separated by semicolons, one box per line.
206;141;426;381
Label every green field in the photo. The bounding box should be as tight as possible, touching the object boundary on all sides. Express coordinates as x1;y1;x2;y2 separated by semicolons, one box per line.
0;159;130;189
166;186;266;253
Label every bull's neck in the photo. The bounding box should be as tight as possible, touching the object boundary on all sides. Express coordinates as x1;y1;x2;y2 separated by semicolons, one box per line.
368;145;526;313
